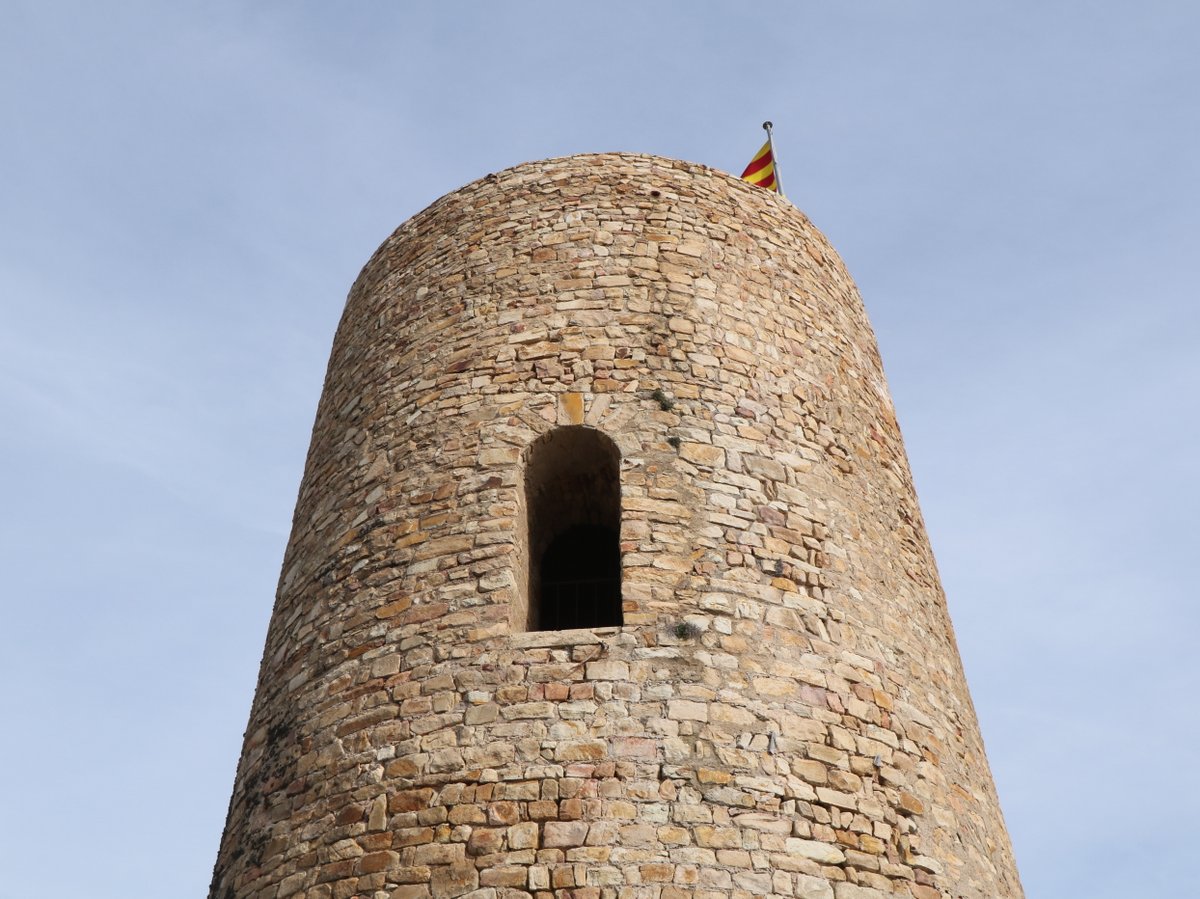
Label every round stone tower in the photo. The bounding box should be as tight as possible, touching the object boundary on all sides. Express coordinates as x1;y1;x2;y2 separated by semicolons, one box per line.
210;153;1022;899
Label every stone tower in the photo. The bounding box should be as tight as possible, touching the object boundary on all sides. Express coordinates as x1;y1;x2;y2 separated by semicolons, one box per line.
210;154;1022;899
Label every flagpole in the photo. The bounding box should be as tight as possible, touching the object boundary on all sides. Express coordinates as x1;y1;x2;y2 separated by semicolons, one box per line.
763;121;785;199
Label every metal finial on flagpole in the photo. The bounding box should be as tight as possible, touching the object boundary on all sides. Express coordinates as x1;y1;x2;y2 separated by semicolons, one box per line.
762;121;785;199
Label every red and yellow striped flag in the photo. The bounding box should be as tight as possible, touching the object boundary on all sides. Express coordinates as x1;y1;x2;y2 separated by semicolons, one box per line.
740;140;778;192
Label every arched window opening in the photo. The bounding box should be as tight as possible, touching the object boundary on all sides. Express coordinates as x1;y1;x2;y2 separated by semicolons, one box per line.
524;427;622;632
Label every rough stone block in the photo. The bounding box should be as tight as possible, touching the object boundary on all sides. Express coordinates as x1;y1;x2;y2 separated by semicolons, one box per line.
542;821;589;848
786;838;846;864
429;863;478;898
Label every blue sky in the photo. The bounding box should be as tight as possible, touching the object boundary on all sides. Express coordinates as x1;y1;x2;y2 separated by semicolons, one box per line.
2;3;1196;897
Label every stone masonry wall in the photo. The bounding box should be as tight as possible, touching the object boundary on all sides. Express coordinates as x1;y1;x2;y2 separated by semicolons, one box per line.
210;154;1022;899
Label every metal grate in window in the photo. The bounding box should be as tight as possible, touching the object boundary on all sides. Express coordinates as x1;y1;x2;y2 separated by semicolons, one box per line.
540;576;621;630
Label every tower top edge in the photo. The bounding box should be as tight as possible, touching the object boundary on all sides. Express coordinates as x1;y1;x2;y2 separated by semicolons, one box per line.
446;151;796;201
355;152;825;297
397;152;812;238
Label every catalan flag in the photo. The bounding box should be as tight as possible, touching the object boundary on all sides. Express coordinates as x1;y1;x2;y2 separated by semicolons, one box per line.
740;139;778;192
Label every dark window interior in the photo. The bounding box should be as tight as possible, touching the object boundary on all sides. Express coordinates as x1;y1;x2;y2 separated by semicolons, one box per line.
538;524;622;631
525;427;622;631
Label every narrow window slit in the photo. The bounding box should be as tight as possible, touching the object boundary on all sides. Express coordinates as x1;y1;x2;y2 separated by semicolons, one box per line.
522;426;622;632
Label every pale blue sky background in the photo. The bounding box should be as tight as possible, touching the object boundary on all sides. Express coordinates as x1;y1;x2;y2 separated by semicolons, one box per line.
2;3;1196;897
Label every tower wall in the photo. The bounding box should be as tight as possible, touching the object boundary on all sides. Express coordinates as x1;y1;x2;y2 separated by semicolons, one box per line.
211;154;1022;899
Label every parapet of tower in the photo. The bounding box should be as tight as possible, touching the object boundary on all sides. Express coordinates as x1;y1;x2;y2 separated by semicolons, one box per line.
210;153;1022;899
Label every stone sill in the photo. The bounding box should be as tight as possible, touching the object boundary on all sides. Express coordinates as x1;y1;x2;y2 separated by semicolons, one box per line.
509;627;624;649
